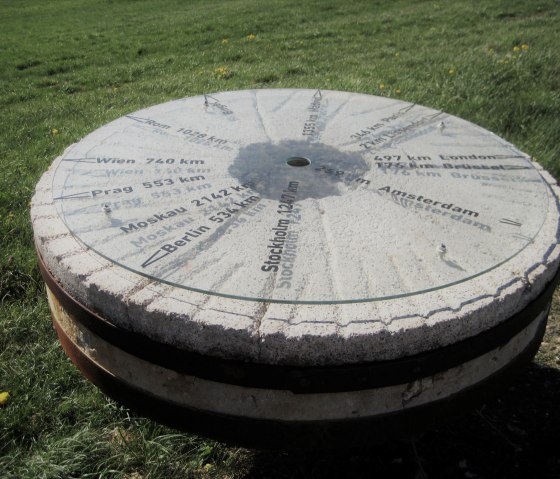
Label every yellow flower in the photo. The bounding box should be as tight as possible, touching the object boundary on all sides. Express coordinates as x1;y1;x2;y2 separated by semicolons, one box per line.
394;52;400;58
448;68;456;75
246;34;256;41
221;38;229;44
0;391;9;407
214;66;231;79
513;46;521;53
395;88;401;94
521;43;529;51
379;83;385;90
51;128;59;136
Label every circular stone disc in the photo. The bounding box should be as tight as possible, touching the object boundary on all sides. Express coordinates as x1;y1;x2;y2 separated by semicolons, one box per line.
33;89;560;368
49;89;551;303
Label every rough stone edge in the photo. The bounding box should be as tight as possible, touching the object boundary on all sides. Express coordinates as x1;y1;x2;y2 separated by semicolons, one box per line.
32;151;560;365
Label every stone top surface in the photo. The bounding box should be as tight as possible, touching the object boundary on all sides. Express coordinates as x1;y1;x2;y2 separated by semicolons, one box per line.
32;89;560;365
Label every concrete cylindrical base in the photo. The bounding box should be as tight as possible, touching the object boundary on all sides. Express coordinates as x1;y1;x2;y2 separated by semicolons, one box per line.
41;252;556;449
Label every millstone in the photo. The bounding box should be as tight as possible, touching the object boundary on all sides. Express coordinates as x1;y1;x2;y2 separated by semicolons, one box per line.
31;89;560;448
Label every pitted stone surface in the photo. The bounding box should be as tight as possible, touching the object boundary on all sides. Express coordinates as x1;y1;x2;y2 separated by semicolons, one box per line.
32;89;560;365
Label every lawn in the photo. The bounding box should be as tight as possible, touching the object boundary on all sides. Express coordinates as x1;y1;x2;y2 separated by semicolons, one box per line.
1;0;560;477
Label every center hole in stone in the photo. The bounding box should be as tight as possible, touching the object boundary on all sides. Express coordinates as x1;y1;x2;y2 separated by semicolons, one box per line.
286;157;310;167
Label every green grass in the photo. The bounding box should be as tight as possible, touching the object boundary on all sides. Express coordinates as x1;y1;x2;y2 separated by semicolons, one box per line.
1;0;559;477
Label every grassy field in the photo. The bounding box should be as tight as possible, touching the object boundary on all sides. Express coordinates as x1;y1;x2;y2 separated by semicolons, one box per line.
1;0;560;477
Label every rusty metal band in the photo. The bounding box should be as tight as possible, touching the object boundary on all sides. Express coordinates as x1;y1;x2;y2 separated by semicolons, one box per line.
38;249;559;394
52;311;547;450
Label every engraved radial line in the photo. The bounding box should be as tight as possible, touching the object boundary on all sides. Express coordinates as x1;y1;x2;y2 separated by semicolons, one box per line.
320;96;352;144
377;113;446;152
177;250;229;279
271;89;298;113
62;158;98;163
53;191;92;200
326;95;349;122
179;244;255;294
385;253;410;297
306;94;350;146
315;199;342;300
201;261;251;299
251;90;273;142
335;102;417;149
120;120;182;143
59;203;107;216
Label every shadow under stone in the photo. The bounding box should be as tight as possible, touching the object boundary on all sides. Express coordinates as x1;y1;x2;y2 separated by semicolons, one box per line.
242;363;560;479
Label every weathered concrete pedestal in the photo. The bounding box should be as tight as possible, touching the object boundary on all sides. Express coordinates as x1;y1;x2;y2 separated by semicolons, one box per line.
32;89;560;448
